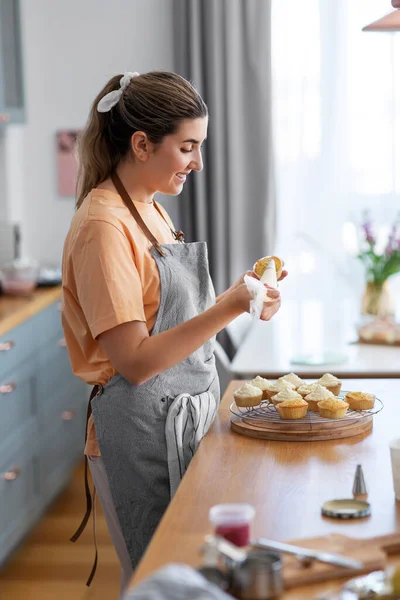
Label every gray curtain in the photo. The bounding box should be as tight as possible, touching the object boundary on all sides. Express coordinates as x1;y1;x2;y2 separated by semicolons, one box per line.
174;0;275;296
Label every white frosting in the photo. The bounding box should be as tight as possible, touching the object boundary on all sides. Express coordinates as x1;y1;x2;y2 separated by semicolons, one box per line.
267;380;295;393
318;373;340;386
279;373;303;388
272;389;303;403
260;260;277;287
305;387;335;401
234;383;263;398
251;376;271;391
298;383;324;395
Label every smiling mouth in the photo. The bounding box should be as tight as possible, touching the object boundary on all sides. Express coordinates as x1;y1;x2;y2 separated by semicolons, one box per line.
175;171;191;182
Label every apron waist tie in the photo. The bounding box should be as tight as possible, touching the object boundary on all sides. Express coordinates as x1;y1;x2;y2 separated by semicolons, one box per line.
70;384;101;587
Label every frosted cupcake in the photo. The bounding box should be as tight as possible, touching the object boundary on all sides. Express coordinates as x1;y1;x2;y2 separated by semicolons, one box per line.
251;376;272;400
233;383;263;408
270;388;303;407
304;386;335;412
264;379;295;401
277;372;304;389
344;392;375;411
297;383;325;398
317;373;342;396
277;398;308;420
318;398;349;419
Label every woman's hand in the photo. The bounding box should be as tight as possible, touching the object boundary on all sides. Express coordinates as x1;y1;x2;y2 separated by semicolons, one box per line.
227;282;281;317
253;268;288;283
216;267;288;306
277;269;288;282
228;268;288;293
260;288;281;321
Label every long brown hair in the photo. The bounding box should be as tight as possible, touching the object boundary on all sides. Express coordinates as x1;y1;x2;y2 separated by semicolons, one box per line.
75;71;208;208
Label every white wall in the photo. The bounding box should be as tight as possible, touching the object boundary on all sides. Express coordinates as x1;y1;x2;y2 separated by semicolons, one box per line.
6;0;176;264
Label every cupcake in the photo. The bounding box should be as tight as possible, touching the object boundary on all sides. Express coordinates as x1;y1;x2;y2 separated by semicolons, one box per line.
318;398;349;419
297;383;325;398
344;392;375;411
253;255;284;280
317;373;342;396
264;379;295;401
304;386;335;412
233;383;263;408
277;372;303;389
270;388;303;407
251;376;272;400
276;399;308;420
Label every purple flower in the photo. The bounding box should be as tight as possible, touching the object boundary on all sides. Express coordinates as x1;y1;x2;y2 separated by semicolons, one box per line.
394;213;400;247
362;215;375;246
385;242;393;257
385;225;396;256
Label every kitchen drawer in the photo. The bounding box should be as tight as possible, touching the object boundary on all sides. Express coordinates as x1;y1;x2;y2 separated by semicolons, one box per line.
34;300;63;345
0;300;63;379
0;358;36;448
0;316;37;378
39;387;86;498
0;423;40;560
36;334;73;401
38;377;88;429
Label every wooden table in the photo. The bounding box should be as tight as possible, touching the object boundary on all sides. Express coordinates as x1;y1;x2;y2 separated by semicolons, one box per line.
129;378;400;598
230;316;400;379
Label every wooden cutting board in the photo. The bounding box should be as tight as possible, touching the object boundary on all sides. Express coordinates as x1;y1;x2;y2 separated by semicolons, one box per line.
231;414;373;442
282;532;400;588
357;338;400;347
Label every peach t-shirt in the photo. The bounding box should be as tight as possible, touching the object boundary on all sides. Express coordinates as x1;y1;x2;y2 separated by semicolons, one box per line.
61;189;178;456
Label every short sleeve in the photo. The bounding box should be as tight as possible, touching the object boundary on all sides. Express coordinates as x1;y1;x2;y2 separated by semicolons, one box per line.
72;220;146;338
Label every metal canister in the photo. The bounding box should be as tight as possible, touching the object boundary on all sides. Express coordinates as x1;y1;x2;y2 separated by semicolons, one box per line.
230;548;283;600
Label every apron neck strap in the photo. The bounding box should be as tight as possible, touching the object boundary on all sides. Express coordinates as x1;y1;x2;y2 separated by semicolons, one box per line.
153;201;185;244
111;172;169;256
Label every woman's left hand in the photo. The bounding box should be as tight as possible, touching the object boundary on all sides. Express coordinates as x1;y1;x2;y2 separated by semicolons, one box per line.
231;270;285;321
260;288;281;321
229;268;288;291
216;268;288;305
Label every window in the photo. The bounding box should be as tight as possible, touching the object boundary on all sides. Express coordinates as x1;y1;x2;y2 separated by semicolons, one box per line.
272;0;321;162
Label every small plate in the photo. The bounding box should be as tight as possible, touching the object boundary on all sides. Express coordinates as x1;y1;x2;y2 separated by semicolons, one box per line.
290;351;349;366
321;498;371;519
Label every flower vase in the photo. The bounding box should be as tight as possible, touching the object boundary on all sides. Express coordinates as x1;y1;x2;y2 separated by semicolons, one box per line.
361;281;395;319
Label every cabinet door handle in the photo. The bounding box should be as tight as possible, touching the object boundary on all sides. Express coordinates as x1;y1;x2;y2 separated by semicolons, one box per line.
4;468;20;481
62;410;74;421
58;338;67;347
0;341;15;352
0;382;16;394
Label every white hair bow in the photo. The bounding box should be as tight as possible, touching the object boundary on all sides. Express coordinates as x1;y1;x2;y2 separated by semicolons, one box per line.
97;71;139;113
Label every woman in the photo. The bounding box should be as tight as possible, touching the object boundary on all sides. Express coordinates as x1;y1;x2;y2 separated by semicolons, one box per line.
61;70;283;596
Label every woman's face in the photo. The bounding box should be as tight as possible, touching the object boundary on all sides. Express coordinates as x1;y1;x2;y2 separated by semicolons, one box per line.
144;117;208;196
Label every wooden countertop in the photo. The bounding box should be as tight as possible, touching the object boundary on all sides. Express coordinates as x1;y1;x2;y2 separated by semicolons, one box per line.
129;378;400;598
0;286;62;336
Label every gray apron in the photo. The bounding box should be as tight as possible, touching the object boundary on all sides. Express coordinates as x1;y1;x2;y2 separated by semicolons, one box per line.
90;176;220;570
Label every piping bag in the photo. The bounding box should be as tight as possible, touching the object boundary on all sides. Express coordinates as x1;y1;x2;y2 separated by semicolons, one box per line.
244;260;278;320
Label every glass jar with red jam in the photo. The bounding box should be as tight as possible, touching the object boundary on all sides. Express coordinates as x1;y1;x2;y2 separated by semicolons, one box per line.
209;503;255;547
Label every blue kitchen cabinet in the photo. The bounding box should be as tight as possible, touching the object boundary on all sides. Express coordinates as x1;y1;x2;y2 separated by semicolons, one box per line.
0;297;89;566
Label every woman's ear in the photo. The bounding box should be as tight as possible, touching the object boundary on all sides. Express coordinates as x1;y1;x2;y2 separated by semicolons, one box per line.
131;131;153;162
